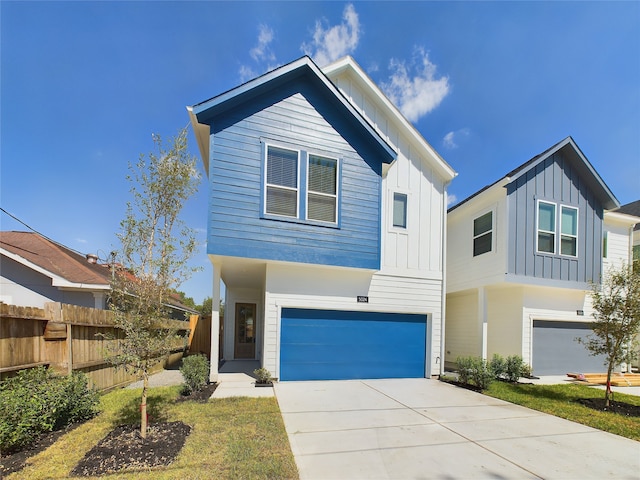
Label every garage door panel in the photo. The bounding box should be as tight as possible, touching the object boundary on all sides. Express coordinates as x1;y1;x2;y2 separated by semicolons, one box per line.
532;320;607;375
281;308;426;381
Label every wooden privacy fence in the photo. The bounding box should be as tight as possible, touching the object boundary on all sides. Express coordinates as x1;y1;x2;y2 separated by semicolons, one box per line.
187;314;223;360
0;302;195;391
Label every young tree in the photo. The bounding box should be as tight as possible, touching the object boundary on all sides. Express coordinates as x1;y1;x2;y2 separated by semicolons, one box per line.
106;127;201;437
580;263;640;406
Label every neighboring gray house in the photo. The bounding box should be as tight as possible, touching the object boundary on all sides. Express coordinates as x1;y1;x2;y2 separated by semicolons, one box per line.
1;231;111;309
445;137;639;375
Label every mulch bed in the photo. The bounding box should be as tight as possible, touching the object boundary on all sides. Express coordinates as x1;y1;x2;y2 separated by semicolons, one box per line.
1;383;217;477
71;422;191;477
576;398;640;417
0;424;81;477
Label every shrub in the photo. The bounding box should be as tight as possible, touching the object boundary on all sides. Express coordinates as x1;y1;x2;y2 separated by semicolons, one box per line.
456;356;493;390
505;355;527;382
253;367;273;384
180;354;210;394
489;354;507;379
0;367;99;454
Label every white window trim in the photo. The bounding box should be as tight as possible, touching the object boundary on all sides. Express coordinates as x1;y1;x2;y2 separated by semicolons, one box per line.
536;200;557;254
602;230;609;259
560;205;578;258
472;209;494;257
390;191;409;231
264;143;300;219
305;153;339;225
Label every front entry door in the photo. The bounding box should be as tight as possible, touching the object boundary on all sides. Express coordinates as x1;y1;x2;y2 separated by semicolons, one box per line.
234;303;256;359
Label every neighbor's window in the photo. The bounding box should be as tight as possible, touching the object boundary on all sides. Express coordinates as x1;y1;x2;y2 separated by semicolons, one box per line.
307;155;337;223
266;146;298;218
560;206;578;257
602;231;609;259
473;211;493;256
537;201;556;254
393;193;407;228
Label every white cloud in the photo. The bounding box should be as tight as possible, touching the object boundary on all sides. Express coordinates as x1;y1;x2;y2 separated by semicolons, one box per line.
239;24;278;82
446;193;458;207
302;3;360;67
442;128;470;149
250;24;275;63
238;64;257;83
382;47;450;123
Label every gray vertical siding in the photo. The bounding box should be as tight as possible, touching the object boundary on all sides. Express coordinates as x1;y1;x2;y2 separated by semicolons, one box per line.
506;151;603;284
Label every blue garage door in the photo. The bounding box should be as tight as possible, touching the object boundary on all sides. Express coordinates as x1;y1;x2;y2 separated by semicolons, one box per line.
280;308;426;381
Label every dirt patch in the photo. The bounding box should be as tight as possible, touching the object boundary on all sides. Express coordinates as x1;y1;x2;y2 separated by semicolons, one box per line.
576;398;640;417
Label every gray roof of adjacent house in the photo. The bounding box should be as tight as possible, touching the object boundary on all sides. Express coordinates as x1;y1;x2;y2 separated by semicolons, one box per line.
449;136;620;212
617;200;640;230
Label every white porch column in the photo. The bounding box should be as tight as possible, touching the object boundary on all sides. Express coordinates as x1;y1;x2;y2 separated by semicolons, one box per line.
478;286;488;360
210;263;221;383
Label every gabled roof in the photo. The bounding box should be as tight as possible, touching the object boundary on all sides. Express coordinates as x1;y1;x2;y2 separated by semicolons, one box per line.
616;200;640;231
188;56;397;173
323;56;457;182
0;231;198;313
449;136;619;213
0;231;111;288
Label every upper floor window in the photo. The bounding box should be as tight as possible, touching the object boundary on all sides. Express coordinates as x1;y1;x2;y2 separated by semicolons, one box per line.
266;146;299;218
392;193;408;228
263;143;340;226
307;155;337;223
473;211;492;256
602;231;609;259
536;200;579;257
560;206;578;257
537;201;556;254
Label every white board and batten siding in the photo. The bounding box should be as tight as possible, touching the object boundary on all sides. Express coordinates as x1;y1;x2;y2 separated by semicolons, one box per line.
329;71;448;280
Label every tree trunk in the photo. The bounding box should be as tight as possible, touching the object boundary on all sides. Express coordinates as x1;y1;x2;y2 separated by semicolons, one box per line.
141;370;149;438
605;362;614;408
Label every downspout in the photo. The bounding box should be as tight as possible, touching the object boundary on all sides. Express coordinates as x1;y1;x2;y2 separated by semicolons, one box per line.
439;181;452;377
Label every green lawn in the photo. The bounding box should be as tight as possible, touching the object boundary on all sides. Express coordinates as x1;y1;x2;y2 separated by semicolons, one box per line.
9;386;299;480
484;381;640;441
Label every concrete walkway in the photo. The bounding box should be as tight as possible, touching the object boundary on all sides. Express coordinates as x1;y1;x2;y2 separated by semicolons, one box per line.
211;360;274;398
275;379;640;480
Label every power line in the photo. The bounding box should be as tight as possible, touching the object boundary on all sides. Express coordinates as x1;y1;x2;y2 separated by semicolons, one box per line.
0;207;89;258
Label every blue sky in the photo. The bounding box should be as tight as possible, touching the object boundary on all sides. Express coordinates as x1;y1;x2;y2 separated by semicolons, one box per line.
2;1;639;304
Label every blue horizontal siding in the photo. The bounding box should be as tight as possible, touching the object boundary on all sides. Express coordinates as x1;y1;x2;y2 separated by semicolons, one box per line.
205;79;384;269
280;309;426;381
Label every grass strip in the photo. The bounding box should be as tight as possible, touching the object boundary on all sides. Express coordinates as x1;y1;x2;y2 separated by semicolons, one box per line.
484;381;640;441
9;386;298;480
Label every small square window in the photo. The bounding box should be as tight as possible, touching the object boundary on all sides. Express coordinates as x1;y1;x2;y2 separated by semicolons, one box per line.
393;193;407;228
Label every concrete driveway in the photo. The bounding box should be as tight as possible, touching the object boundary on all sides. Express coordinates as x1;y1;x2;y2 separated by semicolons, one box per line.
275;378;640;479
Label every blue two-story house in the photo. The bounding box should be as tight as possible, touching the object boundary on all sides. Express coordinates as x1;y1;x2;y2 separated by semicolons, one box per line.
188;56;456;382
445;137;638;375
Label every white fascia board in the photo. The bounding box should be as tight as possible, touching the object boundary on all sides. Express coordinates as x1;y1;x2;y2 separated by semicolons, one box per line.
1;248;109;291
323;56;457;182
187;106;211;175
604;211;640;228
448;177;510;220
